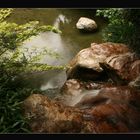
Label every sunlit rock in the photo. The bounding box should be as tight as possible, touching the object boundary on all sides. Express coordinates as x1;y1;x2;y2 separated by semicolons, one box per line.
90;42;130;56
76;17;97;32
66;42;130;81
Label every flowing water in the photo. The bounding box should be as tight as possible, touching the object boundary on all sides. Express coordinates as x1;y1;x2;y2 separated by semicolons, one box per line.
7;8;108;93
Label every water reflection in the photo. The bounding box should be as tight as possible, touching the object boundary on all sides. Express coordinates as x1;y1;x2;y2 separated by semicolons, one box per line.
21;13;73;66
54;14;70;27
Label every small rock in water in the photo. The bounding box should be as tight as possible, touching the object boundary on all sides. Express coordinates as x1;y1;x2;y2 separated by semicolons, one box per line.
76;17;97;32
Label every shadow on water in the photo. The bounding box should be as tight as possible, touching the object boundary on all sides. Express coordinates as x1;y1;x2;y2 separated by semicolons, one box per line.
7;8;108;92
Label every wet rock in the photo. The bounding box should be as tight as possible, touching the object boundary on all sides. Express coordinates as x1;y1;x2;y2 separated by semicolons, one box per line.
105;52;140;82
23;93;140;133
76;17;97;32
75;86;140;109
58;79;114;106
60;79;113;96
90;42;130;56
67;42;130;81
85;102;140;133
23;94;84;133
60;79;85;96
23;42;140;133
66;46;106;81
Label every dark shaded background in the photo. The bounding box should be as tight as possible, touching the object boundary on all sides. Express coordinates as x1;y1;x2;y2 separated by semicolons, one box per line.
0;0;140;8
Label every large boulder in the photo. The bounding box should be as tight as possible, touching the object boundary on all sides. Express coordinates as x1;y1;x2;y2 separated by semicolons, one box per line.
102;52;140;83
76;17;97;32
23;94;84;133
66;42;130;81
23;86;140;133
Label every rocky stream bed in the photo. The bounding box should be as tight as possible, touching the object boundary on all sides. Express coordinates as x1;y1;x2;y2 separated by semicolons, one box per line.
23;42;140;133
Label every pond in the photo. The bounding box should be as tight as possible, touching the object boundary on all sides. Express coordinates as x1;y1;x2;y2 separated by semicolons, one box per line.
7;8;108;93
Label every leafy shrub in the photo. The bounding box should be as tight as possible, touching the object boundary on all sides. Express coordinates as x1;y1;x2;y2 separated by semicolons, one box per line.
96;8;140;53
0;8;62;133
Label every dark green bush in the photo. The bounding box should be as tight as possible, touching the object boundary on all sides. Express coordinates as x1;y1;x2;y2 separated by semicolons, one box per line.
96;8;140;53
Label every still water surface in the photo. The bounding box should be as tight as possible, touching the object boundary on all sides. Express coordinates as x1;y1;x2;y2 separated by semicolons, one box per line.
8;8;107;91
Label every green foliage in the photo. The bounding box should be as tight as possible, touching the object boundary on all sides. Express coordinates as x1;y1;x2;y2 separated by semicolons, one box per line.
96;8;140;53
0;61;34;133
0;9;63;74
0;8;63;133
102;21;134;44
0;87;33;133
0;8;13;22
96;8;124;24
0;14;61;54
